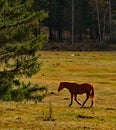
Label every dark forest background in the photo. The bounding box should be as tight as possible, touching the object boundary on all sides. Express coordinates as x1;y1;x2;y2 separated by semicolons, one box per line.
41;0;116;50
0;0;116;51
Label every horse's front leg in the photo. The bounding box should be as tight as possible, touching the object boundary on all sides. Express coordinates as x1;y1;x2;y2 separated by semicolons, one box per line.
74;94;81;106
69;93;73;107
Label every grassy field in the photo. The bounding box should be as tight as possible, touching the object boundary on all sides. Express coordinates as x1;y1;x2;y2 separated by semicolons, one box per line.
0;51;116;130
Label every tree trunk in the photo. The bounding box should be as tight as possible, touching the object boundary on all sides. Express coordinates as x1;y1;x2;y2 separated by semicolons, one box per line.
109;0;112;40
48;0;53;40
71;0;74;45
95;0;102;43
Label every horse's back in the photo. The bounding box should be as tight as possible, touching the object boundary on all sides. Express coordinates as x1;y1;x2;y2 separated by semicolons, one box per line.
74;83;93;94
81;83;93;87
78;83;93;92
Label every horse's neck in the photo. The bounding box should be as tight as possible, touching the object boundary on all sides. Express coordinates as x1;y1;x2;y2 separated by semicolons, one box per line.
64;84;70;90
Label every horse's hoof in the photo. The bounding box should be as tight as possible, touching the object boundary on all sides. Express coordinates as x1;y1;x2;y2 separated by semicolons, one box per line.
90;105;93;108
80;105;84;108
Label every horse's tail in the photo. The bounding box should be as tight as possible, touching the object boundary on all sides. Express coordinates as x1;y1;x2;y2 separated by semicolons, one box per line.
90;87;94;99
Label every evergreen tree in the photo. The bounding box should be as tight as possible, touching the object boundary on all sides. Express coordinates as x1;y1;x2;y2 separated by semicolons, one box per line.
0;0;48;101
75;0;91;41
47;0;66;41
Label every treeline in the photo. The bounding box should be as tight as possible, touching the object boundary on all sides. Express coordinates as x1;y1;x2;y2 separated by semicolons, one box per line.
1;0;115;47
39;0;116;47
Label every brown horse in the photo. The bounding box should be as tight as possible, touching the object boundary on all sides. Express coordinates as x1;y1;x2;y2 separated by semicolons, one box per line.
58;82;94;107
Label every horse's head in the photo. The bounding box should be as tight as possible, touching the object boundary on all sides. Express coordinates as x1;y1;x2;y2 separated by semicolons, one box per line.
58;82;64;92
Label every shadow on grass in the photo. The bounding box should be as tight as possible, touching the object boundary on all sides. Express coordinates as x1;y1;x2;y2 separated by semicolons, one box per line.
77;114;94;119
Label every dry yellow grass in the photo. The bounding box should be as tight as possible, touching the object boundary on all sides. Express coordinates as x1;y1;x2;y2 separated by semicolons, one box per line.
0;51;116;129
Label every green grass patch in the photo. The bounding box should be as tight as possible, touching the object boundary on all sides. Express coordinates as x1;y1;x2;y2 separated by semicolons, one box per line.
0;51;116;129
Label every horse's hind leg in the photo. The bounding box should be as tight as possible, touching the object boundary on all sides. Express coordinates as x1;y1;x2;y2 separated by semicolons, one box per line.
90;98;94;107
74;94;81;106
81;94;89;108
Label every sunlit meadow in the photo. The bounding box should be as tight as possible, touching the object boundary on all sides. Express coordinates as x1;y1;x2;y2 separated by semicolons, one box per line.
0;51;116;129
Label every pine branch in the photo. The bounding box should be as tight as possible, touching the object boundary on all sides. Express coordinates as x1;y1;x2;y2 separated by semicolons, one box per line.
0;12;41;30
